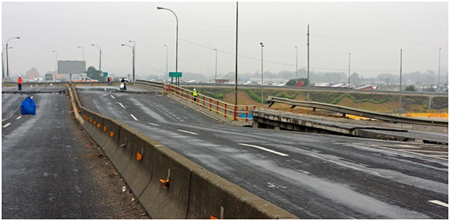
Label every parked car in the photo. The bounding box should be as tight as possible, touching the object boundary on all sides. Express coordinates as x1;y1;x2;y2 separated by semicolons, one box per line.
71;77;98;83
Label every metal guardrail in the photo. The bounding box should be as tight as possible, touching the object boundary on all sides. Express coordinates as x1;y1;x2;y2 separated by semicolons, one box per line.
135;80;255;122
267;96;448;127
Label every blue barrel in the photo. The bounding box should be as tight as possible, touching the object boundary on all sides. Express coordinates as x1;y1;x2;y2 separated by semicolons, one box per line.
20;97;36;115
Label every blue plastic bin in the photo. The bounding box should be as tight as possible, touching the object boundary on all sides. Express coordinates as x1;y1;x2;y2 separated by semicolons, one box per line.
20;97;36;115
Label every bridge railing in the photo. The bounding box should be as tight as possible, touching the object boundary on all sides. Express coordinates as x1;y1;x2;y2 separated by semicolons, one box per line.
163;84;255;122
267;96;448;127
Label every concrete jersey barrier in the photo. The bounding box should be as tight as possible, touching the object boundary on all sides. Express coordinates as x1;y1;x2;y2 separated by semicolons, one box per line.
67;83;298;219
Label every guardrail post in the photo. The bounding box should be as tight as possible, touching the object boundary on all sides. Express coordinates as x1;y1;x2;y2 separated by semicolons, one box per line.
245;106;249;122
209;98;212;111
234;106;238;121
203;96;205;107
224;104;227;118
216;101;219;114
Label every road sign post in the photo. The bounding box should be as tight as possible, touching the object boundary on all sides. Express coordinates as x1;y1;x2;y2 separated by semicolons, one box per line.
169;72;182;85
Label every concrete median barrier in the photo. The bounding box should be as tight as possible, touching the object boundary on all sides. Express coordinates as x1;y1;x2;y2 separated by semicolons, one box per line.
118;130;155;198
101;118;121;157
138;145;202;219
90;112;105;144
107;124;134;175
69;83;298;219
187;167;298;219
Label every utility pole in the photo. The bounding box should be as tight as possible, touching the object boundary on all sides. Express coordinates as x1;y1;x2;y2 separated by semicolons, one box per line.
348;53;351;92
295;46;298;86
234;2;238;107
260;42;264;108
307;24;310;102
399;49;403;115
438;47;441;88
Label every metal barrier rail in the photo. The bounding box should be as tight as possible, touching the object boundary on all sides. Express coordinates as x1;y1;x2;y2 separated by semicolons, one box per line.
267;96;448;127
164;84;255;122
135;80;255;122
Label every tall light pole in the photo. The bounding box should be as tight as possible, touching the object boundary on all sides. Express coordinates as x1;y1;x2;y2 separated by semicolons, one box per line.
214;49;218;87
348;53;351;92
121;43;133;82
91;44;101;71
260;42;264;108
2;46;12;80
438;47;441;88
399;49;403;115
157;6;179;86
295;46;298;86
129;40;136;83
6;36;20;80
164;44;168;83
234;2;239;107
78;46;84;60
52;50;57;81
306;25;310;102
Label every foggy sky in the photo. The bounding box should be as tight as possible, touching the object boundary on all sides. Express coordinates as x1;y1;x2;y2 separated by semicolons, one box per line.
2;1;448;80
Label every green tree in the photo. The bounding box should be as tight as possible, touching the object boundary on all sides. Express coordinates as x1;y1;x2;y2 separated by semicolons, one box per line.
286;78;309;86
405;85;415;91
86;66;104;82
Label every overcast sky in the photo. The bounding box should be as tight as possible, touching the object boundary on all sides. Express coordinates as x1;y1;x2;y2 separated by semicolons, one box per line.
2;1;448;80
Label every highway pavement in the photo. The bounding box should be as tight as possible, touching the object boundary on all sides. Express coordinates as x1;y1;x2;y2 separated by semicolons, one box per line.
2;91;148;218
78;86;448;219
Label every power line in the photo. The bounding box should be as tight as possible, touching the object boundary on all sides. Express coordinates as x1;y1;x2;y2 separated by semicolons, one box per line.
179;38;399;73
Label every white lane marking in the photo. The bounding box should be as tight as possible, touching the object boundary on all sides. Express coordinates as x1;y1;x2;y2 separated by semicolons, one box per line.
3;123;11;128
16;116;22;120
110;95;115;99
238;143;289;157
429;200;448;207
177;129;198;135
148;123;160;127
130;114;138;121
118;103;126;109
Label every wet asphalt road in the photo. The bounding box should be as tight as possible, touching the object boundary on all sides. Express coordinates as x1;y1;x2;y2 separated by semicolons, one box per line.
78;88;448;219
2;91;148;218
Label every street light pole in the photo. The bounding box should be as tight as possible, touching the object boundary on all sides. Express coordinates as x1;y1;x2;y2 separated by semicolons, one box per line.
157;6;179;86
52;50;57;82
295;46;298;86
399;49;403;115
91;44;102;71
2;46;12;81
306;25;310;102
348;53;351;92
121;43;133;83
260;42;264;108
164;44;168;83
214;49;218;87
129;40;136;83
6;36;20;80
438;47;441;88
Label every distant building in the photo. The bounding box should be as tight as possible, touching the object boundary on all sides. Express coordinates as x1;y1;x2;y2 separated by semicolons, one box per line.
25;68;39;79
355;85;376;90
214;79;230;84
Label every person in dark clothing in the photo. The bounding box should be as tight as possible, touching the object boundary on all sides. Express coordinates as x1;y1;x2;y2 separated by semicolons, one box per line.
120;78;127;91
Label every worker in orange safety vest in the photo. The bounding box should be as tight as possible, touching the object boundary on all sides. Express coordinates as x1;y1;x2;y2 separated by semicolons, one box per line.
18;75;22;91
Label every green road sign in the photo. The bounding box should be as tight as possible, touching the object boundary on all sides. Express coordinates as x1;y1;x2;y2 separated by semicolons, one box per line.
169;72;182;78
103;72;108;77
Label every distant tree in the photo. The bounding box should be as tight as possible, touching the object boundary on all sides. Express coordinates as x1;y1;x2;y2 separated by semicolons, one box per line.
286;78;309;86
86;66;104;82
405;85;415;91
